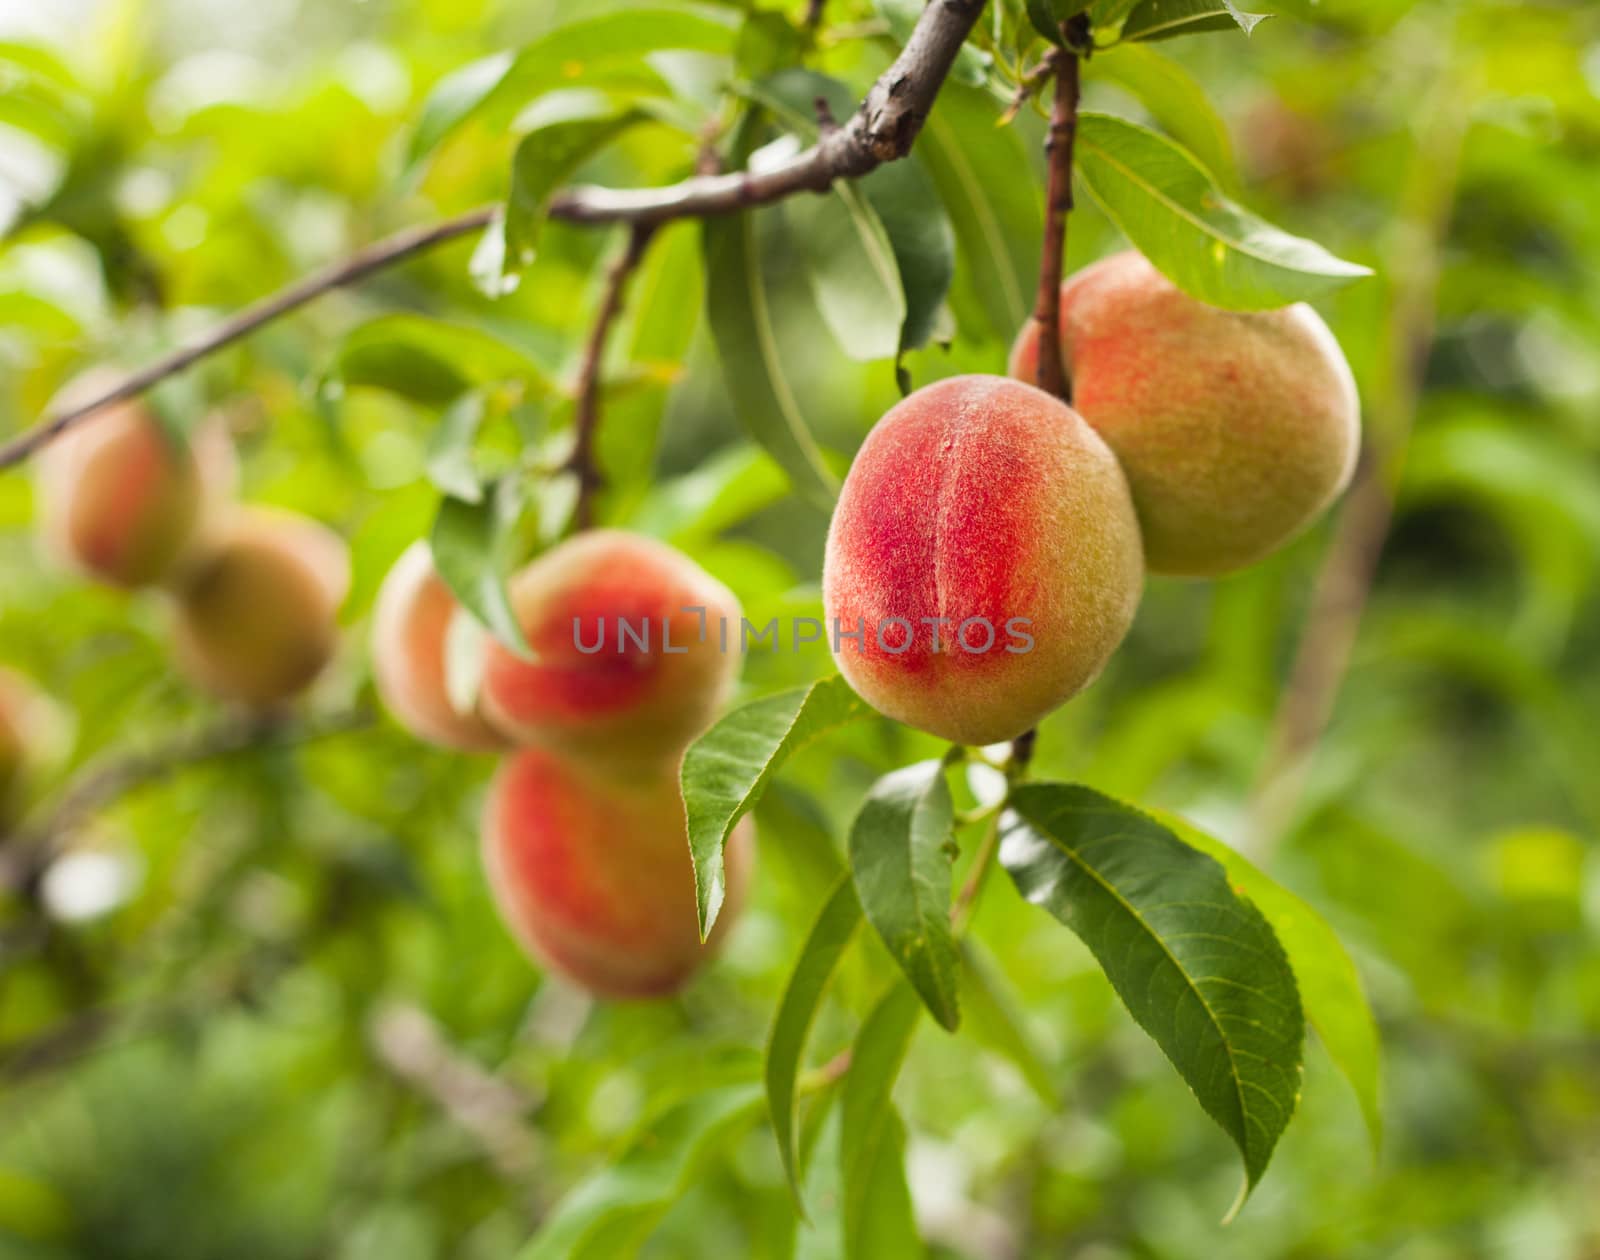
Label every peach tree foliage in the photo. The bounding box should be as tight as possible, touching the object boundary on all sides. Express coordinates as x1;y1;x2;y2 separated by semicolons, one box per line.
387;0;1378;1248
41;0;1600;1252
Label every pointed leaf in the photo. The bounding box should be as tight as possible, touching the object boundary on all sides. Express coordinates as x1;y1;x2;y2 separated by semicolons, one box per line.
840;984;923;1258
793;181;906;363
703;213;839;508
767;875;863;1209
848;763;961;1031
682;676;871;937
1157;811;1383;1152
1120;0;1270;41
405;9;737;172
519;1083;764;1260
430;477;533;658
426;392;488;503
504;110;644;272
999;783;1304;1194
1075;111;1371;309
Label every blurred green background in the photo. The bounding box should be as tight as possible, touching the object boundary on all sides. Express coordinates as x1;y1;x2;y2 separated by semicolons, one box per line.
4;0;1600;1256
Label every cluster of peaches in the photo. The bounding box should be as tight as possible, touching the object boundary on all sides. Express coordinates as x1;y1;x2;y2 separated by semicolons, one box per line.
823;250;1361;746
35;377;350;709
16;247;1359;1002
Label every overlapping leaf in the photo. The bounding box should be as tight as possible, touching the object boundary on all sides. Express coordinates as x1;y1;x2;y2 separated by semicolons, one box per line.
1075;112;1371;309
682;677;870;937
1000;783;1304;1194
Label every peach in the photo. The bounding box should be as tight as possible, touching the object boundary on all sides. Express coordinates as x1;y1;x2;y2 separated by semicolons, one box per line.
479;531;741;766
823;374;1144;746
171;507;350;707
371;542;507;752
1009;250;1360;576
482;746;752;998
0;668;64;822
37;380;236;589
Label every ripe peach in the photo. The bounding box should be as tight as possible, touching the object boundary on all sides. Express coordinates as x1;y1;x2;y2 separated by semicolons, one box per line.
822;374;1144;746
479;531;741;766
171;507;350;707
1009;250;1361;576
36;380;236;589
482;746;752;998
370;542;507;752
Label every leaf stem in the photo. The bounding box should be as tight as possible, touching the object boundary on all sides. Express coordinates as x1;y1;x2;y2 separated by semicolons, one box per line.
565;223;656;529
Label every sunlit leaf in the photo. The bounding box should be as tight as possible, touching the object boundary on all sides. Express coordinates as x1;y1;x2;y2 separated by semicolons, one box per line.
1120;0;1270;41
703;212;839;508
793;182;906;364
848;762;961;1031
767;875;863;1209
839;984;923;1258
1075;111;1371;309
682;676;871;937
430;477;533;658
330;314;545;405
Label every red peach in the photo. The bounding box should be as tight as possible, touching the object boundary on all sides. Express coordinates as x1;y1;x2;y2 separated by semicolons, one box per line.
36;380;236;589
1010;250;1360;576
823;374;1144;746
482;746;752;998
479;531;741;766
371;542;507;752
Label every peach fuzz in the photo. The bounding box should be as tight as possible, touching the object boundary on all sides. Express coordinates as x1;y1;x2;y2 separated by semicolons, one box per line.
1010;250;1360;576
479;530;741;766
823;374;1144;746
172;507;350;708
36;388;237;590
482;746;753;999
371;542;507;752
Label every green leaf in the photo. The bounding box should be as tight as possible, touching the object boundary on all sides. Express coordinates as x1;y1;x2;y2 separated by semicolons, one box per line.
430;477;533;658
682;676;871;937
703;212;839;508
425;392;488;503
1092;43;1239;192
793;181;906;363
504;110;644;270
1156;811;1383;1152
860;158;957;354
848;763;961;1032
840;984;923;1258
767;875;863;1209
519;1083;764;1260
749;71;952;356
404;8;737;172
405;50;514;174
1120;0;1270;41
330;314;546;405
1074;112;1372;309
999;783;1304;1195
920;86;1039;340
958;939;1057;1104
1026;0;1086;44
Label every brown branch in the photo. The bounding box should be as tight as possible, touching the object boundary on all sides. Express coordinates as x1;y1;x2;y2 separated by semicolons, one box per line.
1029;22;1087;403
0;707;372;898
0;212;497;470
804;0;827;31
566;224;656;530
0;0;988;472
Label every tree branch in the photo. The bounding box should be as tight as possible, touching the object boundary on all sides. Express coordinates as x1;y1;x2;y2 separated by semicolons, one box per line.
0;0;989;472
1030;23;1086;403
566;224;656;530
